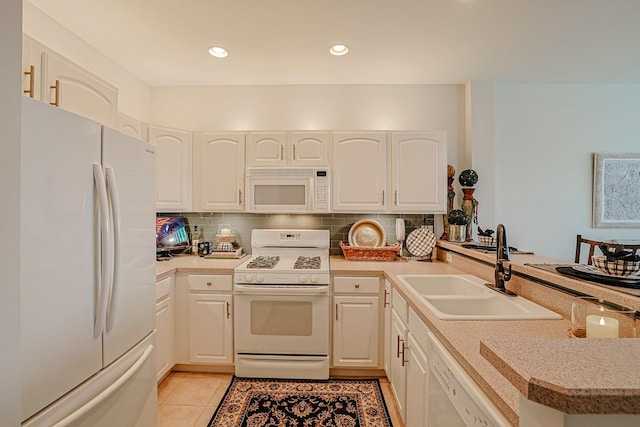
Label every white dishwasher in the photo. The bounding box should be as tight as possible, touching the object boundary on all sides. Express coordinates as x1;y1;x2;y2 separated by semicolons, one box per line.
427;332;511;427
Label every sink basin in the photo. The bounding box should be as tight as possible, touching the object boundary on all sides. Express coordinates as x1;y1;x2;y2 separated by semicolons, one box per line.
397;274;490;296
422;294;562;320
397;274;562;320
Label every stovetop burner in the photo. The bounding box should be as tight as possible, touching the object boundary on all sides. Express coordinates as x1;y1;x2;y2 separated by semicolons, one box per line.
246;256;280;269
294;256;321;270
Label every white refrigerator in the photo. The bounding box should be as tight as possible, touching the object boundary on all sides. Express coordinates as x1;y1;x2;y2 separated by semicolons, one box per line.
20;97;157;426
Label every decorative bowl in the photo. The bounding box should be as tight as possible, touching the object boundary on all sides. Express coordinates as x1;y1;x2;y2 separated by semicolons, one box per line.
478;235;496;246
591;256;640;277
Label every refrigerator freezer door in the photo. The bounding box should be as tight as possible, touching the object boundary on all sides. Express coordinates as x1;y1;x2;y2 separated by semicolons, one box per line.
101;127;156;366
22;332;157;427
20;98;103;421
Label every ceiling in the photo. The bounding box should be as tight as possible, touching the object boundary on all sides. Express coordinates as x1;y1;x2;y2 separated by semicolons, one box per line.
27;0;640;86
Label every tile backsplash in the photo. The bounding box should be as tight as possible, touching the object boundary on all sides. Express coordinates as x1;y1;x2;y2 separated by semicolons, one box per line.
160;212;434;255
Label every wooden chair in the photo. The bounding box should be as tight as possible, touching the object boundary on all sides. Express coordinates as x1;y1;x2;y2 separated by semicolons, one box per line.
575;234;640;265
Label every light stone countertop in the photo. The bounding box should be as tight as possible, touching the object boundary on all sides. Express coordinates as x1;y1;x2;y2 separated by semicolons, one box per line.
156;245;640;425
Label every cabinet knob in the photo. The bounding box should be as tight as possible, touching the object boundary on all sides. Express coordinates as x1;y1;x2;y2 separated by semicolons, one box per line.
355;283;360;289
206;281;212;287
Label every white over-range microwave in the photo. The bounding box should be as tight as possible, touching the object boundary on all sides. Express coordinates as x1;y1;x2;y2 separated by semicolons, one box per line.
246;167;330;213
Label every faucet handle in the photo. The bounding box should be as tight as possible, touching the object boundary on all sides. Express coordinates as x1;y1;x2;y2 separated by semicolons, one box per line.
503;263;512;282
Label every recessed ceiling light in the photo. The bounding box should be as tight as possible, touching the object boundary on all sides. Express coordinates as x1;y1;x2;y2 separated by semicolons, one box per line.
208;46;229;58
329;44;349;56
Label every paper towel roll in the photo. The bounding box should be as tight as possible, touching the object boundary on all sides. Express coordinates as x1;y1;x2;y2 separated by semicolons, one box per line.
396;218;405;241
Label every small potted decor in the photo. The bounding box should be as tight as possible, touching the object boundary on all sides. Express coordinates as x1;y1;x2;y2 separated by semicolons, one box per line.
477;227;496;246
447;209;468;242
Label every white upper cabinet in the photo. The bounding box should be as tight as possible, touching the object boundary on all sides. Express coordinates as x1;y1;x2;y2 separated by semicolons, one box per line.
289;132;331;167
246;132;287;167
22;35;44;100
246;132;330;167
117;113;143;140
146;125;193;212
41;50;118;128
332;132;387;212
391;132;447;213
193;132;245;211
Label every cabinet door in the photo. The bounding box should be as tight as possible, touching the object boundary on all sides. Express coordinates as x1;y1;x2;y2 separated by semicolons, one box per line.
246;132;287;167
41;51;118;127
193;132;245;211
383;280;392;377
289;132;330;167
188;293;233;364
147;125;193;212
406;333;429;427
390;310;408;421
22;35;43;100
118;112;143;140
391;132;447;213
332;132;387;212
332;295;379;367
155;277;175;382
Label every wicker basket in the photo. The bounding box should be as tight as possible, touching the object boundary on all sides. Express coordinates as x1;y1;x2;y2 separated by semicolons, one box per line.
340;241;401;261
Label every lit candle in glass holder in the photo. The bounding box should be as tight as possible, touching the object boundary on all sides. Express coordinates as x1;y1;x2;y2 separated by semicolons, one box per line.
586;313;619;338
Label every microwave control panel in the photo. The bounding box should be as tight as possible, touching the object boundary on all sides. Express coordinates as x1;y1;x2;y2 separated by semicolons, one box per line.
314;170;330;212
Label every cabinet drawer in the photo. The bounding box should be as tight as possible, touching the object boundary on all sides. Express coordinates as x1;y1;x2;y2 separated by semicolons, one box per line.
408;308;430;352
188;274;232;292
156;275;174;300
333;276;380;294
392;289;408;324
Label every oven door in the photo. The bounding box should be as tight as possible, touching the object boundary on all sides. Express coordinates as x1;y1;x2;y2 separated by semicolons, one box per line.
246;176;312;213
234;286;329;355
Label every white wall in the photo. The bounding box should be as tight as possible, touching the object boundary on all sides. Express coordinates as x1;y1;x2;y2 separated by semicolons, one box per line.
151;84;465;162
491;83;640;261
22;1;152;121
0;0;22;424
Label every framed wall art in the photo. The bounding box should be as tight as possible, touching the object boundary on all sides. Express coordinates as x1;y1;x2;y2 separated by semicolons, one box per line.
593;152;640;228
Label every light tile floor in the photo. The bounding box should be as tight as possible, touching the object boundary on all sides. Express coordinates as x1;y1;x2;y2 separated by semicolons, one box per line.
157;372;405;427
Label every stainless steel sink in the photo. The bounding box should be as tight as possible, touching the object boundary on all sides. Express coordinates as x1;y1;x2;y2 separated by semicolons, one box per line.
397;274;562;320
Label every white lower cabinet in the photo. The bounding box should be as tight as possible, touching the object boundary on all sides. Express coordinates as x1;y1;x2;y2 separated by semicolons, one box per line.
383;280;392;376
406;308;431;426
175;273;233;365
390;304;408;421
155;274;175;381
332;276;381;368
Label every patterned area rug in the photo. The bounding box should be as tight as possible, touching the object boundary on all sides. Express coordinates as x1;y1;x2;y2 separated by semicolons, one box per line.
207;377;392;427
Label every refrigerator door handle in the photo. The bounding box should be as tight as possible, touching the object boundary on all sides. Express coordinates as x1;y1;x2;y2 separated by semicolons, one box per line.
105;166;121;331
93;164;112;337
51;344;154;427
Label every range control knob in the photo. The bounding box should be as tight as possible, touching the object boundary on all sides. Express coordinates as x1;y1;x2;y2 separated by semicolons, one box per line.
256;275;264;283
299;275;309;283
245;274;254;283
310;275;319;284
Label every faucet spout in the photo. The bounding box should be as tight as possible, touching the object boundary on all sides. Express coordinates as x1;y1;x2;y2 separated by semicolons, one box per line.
488;224;516;296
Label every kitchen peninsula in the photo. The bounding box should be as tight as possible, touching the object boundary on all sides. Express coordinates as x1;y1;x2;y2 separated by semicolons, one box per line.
156;241;640;426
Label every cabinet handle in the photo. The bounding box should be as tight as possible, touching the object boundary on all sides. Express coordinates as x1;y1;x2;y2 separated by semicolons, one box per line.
383;289;389;307
280;145;284;160
381;190;385;204
206;281;212;287
401;343;408;367
238;189;242;203
226;301;230;319
24;65;35;98
293;145;296;160
394;190;398;206
396;335;402;358
354;283;360;289
335;303;339;321
50;79;60;107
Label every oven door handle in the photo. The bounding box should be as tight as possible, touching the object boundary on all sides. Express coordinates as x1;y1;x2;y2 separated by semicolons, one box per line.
234;285;329;296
